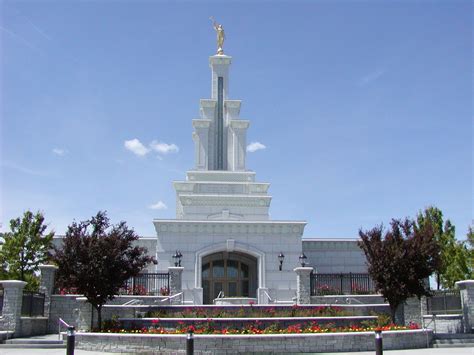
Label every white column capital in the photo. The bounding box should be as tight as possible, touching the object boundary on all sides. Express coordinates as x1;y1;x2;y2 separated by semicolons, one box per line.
456;280;474;289
293;267;314;274
0;280;27;289
39;264;59;271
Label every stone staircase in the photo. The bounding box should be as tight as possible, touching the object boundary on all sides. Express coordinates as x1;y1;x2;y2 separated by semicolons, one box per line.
0;334;66;349
432;333;474;348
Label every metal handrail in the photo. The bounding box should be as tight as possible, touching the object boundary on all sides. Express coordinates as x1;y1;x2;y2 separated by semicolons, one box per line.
122;299;143;306
213;291;225;304
160;292;183;304
58;317;72;340
345;297;364;305
263;290;273;303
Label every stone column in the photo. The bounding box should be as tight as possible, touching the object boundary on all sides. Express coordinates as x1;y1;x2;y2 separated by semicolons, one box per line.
168;267;184;305
74;297;93;331
294;267;313;305
456;280;474;333
39;264;58;318
0;280;27;335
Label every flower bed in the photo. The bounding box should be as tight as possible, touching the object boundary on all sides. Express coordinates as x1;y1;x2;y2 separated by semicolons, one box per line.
117;316;380;332
145;305;347;318
105;320;419;335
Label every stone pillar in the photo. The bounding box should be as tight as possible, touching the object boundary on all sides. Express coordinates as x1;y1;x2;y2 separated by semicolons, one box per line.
0;280;27;335
456;280;474;333
294;267;313;305
74;297;93;331
257;288;270;305
168;267;184;305
39;264;58;318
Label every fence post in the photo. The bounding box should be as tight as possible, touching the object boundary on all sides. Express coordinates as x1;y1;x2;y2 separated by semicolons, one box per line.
294;267;313;304
39;264;58;319
349;273;353;294
66;325;75;355
0;280;27;336
375;330;383;355
168;267;184;304
186;331;194;355
455;280;474;333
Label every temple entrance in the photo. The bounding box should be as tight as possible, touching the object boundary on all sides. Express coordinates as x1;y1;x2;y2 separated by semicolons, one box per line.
202;251;258;304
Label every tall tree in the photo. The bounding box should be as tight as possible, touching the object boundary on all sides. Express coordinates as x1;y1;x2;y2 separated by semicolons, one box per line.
358;218;441;322
0;211;54;290
417;207;473;288
416;207;453;289
52;211;154;331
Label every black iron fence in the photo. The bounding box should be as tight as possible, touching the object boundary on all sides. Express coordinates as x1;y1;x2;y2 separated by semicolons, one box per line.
119;273;170;296
427;289;462;315
0;288;4;315
21;291;45;317
310;273;377;296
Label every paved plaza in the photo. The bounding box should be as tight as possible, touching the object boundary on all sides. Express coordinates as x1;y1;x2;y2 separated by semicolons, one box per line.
0;347;473;355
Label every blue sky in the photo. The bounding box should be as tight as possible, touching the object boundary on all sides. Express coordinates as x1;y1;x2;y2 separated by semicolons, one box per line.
1;1;472;239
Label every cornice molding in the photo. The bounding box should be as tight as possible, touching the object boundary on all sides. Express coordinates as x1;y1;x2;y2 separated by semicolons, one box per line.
179;194;272;207
153;219;307;236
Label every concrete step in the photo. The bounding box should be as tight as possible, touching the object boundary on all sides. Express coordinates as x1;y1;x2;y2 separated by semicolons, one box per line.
0;343;66;349
434;333;474;340
432;335;474;348
0;334;66;348
5;338;64;344
432;342;474;348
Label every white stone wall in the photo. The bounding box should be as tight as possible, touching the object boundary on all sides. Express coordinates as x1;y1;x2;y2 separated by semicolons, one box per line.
303;239;368;273
154;221;305;304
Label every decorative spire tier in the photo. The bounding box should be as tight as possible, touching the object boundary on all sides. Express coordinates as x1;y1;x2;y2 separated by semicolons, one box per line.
174;53;271;221
192;55;250;172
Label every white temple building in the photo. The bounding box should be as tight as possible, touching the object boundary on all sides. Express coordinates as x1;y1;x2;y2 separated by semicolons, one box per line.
152;52;368;304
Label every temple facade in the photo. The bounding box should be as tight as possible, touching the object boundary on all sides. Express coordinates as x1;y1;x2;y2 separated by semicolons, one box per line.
152;53;367;304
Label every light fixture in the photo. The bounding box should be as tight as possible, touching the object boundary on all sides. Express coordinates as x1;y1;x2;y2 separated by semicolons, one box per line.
177;250;183;267
299;253;307;267
172;250;180;267
278;252;285;271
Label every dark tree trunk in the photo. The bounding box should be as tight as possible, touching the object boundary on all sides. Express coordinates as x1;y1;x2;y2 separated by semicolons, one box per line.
90;304;94;330
390;303;398;324
97;305;102;332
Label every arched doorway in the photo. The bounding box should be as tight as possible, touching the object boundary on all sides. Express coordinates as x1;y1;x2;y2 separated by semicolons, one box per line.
202;252;258;304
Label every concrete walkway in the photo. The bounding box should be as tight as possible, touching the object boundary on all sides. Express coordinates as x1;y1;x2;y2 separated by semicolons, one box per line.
0;347;473;354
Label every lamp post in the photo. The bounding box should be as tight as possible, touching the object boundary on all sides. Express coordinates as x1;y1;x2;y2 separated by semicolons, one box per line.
278;252;285;271
177;250;183;267
173;251;180;267
299;253;307;267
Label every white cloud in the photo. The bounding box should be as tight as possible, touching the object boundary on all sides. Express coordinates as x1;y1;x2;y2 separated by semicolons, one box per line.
359;68;386;86
247;142;266;153
149;201;167;210
124;139;150;156
52;148;67;156
150;141;179;155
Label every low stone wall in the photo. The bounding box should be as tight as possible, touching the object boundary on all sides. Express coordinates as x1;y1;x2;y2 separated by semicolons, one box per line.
311;294;386;305
422;314;464;334
75;329;433;354
49;294;168;332
119;316;377;331
19;317;48;337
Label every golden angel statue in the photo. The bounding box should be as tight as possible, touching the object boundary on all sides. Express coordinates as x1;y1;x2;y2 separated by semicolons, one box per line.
210;17;225;55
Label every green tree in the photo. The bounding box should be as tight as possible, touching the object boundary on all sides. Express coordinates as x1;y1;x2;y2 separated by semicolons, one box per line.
417;207;472;288
0;211;54;290
358;218;441;323
466;225;474;277
52;211;154;331
416;207;451;289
